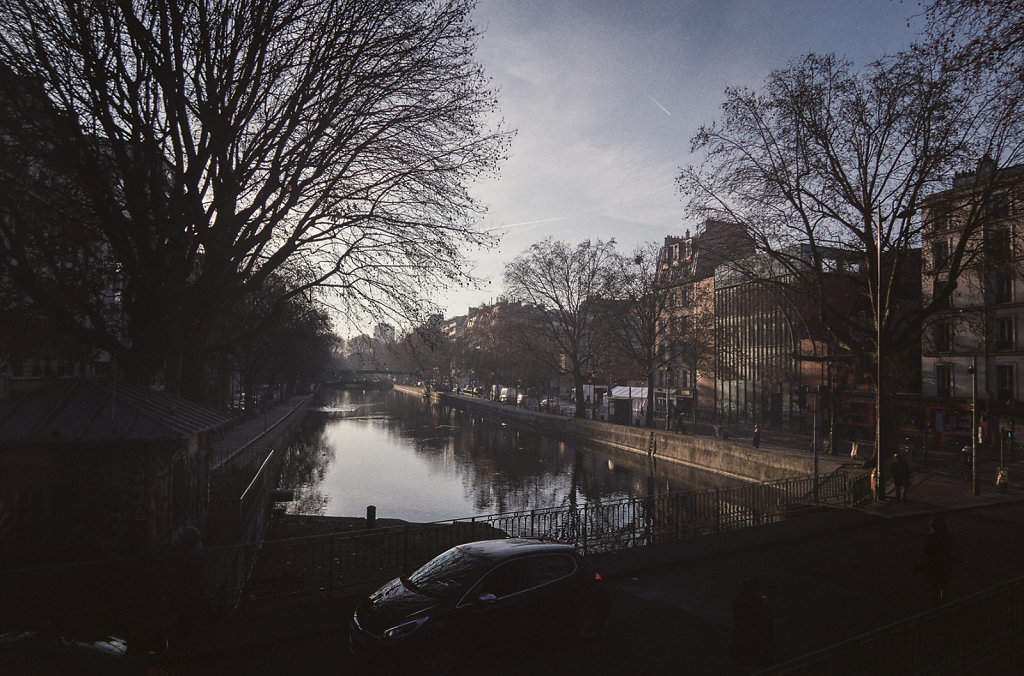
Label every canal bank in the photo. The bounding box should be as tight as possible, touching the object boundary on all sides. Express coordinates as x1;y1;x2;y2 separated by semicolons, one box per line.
170;468;1024;675
168;388;1024;673
396;385;838;483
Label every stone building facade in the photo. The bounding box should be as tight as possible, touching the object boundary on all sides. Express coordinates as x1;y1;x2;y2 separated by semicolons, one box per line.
921;158;1024;451
655;220;754;420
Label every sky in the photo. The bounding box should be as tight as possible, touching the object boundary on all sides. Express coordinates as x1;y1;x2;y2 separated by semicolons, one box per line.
434;0;928;319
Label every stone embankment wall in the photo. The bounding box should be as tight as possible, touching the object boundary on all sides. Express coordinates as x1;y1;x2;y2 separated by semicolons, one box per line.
396;386;811;482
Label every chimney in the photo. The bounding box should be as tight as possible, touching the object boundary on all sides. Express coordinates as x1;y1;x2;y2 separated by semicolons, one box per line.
977;153;995;180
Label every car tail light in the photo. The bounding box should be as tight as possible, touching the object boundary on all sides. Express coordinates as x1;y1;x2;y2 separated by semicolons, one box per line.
594;572;602;581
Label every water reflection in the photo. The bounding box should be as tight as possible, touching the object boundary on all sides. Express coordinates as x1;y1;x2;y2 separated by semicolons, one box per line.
275;388;745;523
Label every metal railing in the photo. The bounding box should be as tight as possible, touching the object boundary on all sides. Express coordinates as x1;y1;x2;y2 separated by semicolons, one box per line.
755;574;1024;675
0;469;868;627
239;469;865;603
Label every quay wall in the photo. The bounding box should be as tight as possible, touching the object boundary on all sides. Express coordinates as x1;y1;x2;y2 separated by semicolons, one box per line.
396;386;811;482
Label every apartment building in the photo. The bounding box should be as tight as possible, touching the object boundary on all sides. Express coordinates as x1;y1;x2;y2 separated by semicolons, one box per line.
921;158;1024;451
655;219;754;419
711;245;871;434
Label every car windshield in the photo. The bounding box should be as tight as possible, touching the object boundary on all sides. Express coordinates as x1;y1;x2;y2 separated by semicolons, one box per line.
405;546;493;599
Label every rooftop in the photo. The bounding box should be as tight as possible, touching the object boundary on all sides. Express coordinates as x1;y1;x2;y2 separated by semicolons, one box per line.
0;377;229;444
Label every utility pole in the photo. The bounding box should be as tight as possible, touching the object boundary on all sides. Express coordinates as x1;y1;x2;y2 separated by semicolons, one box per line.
970;356;980;496
813;388;819;506
875;216;885;501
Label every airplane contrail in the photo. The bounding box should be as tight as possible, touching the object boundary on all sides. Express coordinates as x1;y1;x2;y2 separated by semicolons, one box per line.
648;94;671;116
484;216;569;232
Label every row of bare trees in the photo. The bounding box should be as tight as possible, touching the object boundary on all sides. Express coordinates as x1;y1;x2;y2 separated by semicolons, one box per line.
366;238;705;426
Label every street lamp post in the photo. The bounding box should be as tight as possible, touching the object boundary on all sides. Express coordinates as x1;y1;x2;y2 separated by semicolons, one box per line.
875;216;885;501
813;388;820;506
969;356;980;496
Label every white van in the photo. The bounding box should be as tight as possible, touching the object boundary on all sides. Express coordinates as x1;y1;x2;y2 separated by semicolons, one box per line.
499;387;513;402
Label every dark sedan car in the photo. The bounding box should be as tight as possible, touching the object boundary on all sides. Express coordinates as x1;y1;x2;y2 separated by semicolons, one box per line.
350;537;608;675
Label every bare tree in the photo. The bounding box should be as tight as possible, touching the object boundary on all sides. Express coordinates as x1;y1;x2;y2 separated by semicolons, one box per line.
0;0;510;398
504;238;617;418
223;272;338;406
923;2;1024;170
608;244;673;427
679;50;1017;459
926;0;1024;71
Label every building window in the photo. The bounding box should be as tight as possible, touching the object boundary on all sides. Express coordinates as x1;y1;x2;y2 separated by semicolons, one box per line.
997;364;1015;401
934;323;953;353
985;192;1010;218
987;228;1012;262
928;209;949;232
932;239;950;269
933;279;954;309
996;317;1015;351
936;364;953;398
992;270;1013;304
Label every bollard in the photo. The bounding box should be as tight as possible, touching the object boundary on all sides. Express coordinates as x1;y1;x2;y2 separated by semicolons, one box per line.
366;505;376;529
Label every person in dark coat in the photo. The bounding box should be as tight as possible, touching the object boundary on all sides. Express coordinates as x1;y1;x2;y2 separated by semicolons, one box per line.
890;452;912;503
752;425;761;450
960;445;972;481
730;577;774;668
922;516;960;606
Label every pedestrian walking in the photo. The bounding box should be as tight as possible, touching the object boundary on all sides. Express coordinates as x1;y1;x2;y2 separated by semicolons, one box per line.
917;516;962;607
730;577;774;668
752;425;761;450
675;410;685;434
960;445;972;481
891;452;911;503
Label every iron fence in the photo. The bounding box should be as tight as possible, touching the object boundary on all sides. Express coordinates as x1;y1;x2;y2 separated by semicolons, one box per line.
0;469;867;627
240;469;864;603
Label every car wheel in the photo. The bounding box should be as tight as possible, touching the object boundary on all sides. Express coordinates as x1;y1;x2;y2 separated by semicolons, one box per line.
571;600;606;641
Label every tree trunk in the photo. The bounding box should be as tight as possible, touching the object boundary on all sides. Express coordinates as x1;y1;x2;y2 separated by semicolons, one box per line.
645;370;656;427
574;376;586;419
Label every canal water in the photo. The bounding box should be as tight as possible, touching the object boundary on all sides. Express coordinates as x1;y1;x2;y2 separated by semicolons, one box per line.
274;388;746;523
